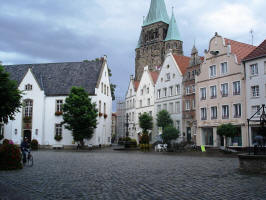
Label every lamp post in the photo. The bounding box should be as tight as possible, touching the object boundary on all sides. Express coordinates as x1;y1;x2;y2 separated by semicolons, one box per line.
125;113;129;138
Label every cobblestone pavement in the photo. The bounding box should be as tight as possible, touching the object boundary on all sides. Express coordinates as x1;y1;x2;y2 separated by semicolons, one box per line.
1;149;266;200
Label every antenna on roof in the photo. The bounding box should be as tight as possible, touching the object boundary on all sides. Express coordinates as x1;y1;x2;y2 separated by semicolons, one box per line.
250;29;254;45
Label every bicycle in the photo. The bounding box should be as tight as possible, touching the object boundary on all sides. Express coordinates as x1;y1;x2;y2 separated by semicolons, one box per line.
21;148;33;167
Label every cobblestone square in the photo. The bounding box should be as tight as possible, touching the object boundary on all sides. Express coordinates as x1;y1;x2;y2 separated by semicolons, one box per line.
1;149;266;200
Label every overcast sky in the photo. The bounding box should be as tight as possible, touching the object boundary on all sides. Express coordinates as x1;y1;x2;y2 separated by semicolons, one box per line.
1;0;265;102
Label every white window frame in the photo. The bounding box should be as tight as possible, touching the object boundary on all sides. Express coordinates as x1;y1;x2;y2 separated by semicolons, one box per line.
186;87;190;95
209;65;216;78
250;63;258;76
251;105;260;117
233;81;241;95
157;89;161;99
56;100;63;112
251;85;259;97
222;105;229;119
210;106;217;120
210;85;217;99
185;100;190;111
220;62;228;75
200;87;206;100
233;103;241;118
201;107;207;120
55;124;62;137
221;83;229;97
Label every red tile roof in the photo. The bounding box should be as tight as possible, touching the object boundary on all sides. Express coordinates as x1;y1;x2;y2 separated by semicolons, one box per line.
224;38;256;63
150;71;159;84
173;55;190;75
134;80;140;91
243;39;266;61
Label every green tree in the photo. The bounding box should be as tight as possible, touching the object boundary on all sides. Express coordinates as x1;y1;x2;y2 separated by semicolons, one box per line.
161;126;179;147
108;68;116;101
139;113;153;134
156;110;173;130
0;65;22;124
217;123;237;147
62;87;98;147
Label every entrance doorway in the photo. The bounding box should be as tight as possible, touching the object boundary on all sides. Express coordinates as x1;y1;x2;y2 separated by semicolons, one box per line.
24;130;32;141
187;127;191;142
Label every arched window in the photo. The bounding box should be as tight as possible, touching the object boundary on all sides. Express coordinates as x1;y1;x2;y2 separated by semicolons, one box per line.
25;84;32;91
24;99;33;117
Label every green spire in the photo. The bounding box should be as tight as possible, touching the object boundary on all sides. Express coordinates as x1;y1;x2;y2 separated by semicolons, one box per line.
165;8;181;41
143;0;169;27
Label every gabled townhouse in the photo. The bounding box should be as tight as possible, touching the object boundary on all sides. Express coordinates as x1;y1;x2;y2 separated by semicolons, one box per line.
242;39;266;145
195;33;256;148
125;75;139;141
135;66;158;142
182;46;202;143
2;57;112;148
154;50;189;142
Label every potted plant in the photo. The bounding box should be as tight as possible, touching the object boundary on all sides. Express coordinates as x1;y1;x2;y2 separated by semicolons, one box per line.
55;111;63;116
99;112;103;117
104;114;108;119
54;134;62;141
23;116;32;123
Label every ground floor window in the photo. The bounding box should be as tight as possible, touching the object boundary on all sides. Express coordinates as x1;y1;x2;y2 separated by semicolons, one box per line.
202;128;213;145
251;127;266;145
227;127;242;146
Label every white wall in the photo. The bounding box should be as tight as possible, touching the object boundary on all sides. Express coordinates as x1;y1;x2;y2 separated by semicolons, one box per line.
154;53;183;141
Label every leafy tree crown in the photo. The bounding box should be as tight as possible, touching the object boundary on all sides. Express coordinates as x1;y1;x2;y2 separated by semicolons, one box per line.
156;110;173;129
139;113;153;134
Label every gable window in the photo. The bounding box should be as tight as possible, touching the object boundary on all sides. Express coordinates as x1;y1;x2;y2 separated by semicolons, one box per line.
251;85;259;97
130;89;132;96
200;88;206;100
163;88;167;97
221;62;228;75
157;89;161;99
55;124;62;137
209;65;216;78
104;85;106;95
56;100;63;112
250;64;258;76
210;86;217;99
176;85;180;95
169;86;173;96
147;87;149;94
107;86;109;96
221;83;229;97
101;83;103;93
201;108;207;120
186;87;190;95
166;73;170;81
211;106;217;119
25;84;32;91
264;61;266;74
233;104;241;118
24;99;33;117
185;101;190;111
147;98;150;106
222;105;229;119
233;81;240;95
141;89;143;95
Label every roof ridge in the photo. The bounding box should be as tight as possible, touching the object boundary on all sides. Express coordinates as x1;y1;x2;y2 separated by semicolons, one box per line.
224;38;255;47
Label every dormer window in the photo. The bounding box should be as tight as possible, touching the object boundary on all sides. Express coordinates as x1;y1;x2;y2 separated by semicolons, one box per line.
166;73;170;81
25;84;32;91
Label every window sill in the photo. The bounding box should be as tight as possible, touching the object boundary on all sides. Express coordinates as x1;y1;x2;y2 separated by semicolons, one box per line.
221;94;228;97
222;117;229;119
211;117;217;120
210;96;217;99
233;116;241;118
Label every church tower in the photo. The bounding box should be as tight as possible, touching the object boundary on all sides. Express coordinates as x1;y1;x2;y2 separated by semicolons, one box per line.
135;0;183;80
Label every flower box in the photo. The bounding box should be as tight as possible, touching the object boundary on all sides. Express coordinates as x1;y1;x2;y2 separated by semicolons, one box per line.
23;116;32;123
55;111;63;116
99;112;103;117
54;135;62;141
104;114;108;119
